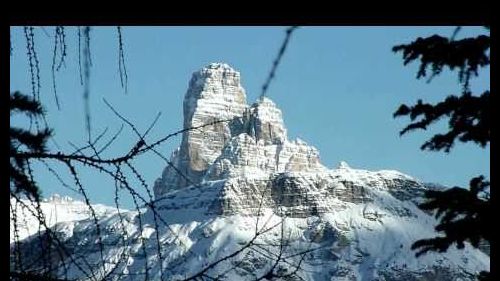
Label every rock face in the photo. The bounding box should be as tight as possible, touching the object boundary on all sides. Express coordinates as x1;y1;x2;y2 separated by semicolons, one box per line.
12;63;489;281
153;64;425;219
154;63;248;194
154;63;323;199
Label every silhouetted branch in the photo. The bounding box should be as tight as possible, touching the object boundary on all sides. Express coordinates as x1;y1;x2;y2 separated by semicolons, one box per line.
411;176;490;257
24;26;41;102
77;27;83;86
51;26;67;110
83;26;92;141
125;161;165;280
393;33;489;91
64;160;106;275
260;26;299;99
97;124;124;155
117;26;128;94
394;91;489;152
39;159;80;195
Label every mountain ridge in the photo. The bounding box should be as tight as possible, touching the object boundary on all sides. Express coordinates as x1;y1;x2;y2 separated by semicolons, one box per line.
11;63;489;281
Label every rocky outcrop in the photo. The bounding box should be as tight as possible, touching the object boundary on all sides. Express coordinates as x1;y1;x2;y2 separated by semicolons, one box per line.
151;64;433;218
152;63;445;220
154;63;325;198
154;63;248;195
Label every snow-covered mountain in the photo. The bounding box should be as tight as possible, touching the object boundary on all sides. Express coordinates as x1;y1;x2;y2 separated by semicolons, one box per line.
11;63;489;280
10;194;120;243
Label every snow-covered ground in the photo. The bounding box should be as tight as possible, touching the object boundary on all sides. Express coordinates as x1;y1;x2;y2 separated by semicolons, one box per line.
10;167;489;280
10;194;120;243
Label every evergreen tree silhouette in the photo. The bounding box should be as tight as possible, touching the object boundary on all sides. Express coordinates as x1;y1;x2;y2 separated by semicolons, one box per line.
10;91;51;201
392;27;490;281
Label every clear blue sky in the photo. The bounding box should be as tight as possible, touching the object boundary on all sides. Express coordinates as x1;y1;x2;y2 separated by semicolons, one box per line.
10;26;490;209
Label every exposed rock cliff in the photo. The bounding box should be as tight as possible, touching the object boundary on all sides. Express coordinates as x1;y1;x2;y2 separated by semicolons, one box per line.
154;63;325;200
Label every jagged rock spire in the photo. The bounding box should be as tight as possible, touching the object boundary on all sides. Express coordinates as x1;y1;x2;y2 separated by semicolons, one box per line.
153;63;324;198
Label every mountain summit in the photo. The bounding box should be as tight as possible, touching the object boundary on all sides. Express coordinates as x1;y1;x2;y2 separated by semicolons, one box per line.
154;62;319;199
12;63;489;281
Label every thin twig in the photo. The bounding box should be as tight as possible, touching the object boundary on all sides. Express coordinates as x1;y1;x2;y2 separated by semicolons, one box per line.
260;26;299;99
117;26;128;94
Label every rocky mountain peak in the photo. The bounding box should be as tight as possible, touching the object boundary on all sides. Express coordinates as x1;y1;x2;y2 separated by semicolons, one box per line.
13;64;489;281
186;63;243;99
157;63;248;195
248;97;287;145
154;63;322;197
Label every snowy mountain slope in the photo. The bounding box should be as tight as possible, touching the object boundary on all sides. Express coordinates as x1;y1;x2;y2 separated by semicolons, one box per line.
11;178;488;281
10;194;120;243
11;63;489;280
